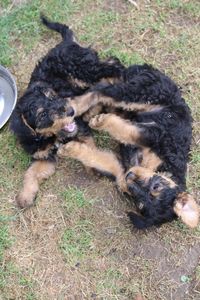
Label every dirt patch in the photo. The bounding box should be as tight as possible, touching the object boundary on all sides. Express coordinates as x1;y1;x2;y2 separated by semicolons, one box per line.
103;0;130;13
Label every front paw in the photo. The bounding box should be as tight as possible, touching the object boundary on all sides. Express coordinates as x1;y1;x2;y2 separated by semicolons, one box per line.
57;141;82;158
33;149;50;160
89;113;109;129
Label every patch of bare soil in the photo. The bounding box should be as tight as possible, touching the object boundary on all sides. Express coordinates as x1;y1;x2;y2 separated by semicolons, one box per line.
6;38;200;300
103;0;130;13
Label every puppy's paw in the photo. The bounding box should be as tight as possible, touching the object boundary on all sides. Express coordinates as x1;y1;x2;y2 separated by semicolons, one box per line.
16;191;35;209
83;104;103;123
89;113;109;129
33;149;50;160
57;141;83;158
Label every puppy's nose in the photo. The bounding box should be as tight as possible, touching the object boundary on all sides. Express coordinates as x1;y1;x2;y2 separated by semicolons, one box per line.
125;171;136;182
66;107;75;117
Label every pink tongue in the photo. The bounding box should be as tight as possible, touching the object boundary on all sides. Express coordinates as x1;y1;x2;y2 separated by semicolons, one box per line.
64;122;76;132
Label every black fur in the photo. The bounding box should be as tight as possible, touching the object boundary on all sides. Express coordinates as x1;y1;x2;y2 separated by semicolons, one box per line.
92;64;193;229
10;16;124;160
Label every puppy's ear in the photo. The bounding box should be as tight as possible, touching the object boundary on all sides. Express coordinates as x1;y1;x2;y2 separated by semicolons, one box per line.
173;192;199;228
127;212;154;229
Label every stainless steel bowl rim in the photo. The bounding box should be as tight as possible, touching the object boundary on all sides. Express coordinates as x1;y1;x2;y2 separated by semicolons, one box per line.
0;65;17;129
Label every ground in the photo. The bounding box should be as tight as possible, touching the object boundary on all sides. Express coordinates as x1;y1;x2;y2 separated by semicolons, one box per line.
0;0;200;299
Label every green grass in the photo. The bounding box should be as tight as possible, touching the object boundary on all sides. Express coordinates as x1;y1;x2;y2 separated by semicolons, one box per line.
60;220;93;264
187;148;200;190
155;0;200;16
0;225;11;263
0;0;86;66
0;128;30;192
100;48;144;66
61;186;93;213
0;128;30;170
0;262;37;300
0;224;35;298
169;0;200;15
80;10;119;43
60;187;95;264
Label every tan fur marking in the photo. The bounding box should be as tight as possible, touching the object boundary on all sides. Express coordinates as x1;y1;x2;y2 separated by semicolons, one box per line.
43;88;57;98
71;92;162;117
36;116;74;136
57;141;127;192
174;192;199;228
126;166;177;188
99;77;120;85
70;92;99;116
141;147;162;171
16;161;56;208
36;107;44;114
76;136;97;175
83;104;103;122
33;146;53;160
68;76;90;89
89;113;140;144
78;135;96;149
21;114;36;136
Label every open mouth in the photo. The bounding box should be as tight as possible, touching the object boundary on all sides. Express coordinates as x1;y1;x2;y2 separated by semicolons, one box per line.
63;122;77;133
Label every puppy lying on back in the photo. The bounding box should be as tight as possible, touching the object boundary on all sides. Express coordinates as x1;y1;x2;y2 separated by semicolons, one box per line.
58;64;199;229
10;15;124;208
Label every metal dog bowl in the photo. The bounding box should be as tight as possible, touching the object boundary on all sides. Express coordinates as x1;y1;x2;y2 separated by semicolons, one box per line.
0;65;17;129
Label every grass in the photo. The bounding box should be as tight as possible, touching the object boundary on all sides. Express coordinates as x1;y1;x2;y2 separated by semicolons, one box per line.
0;128;30;194
60;187;94;264
0;224;11;263
0;0;200;299
60;220;93;265
61;186;92;213
0;0;87;66
0;222;36;299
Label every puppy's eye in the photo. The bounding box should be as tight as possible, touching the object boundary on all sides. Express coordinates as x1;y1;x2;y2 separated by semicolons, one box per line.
40;111;47;118
152;183;160;191
150;182;163;197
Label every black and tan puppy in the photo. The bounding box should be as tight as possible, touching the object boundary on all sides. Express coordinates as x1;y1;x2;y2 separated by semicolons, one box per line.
58;64;199;229
10;16;124;208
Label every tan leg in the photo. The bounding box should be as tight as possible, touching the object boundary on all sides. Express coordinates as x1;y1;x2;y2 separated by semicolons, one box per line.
77;135;97;174
57;141;127;192
141;147;162;171
82;104;103;122
70;92;160;116
77;135;96;149
16;160;56;208
89;113;140;145
70;92;99;116
32;145;53;160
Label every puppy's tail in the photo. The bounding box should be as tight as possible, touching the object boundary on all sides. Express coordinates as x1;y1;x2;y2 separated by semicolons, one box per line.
40;14;74;42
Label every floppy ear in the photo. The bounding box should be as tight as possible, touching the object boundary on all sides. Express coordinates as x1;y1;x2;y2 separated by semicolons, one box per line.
127;212;155;229
173;192;199;228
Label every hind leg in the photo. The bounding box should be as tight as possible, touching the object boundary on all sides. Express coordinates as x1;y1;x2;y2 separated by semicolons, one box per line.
57;141;127;192
16;160;56;208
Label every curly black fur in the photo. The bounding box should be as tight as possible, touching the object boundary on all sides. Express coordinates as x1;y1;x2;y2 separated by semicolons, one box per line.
92;64;193;229
10;15;124;160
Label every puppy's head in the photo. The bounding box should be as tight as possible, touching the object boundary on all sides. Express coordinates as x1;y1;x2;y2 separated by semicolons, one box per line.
125;166;199;229
22;90;77;137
